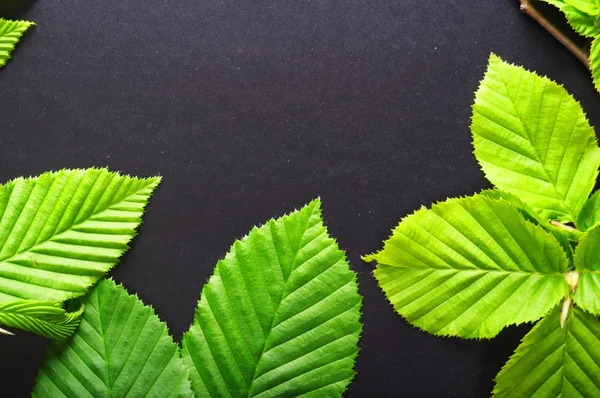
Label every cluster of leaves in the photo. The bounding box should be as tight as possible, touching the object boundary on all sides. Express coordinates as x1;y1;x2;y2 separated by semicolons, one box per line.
0;172;362;397
366;55;600;396
0;18;33;68
541;0;600;90
0;168;161;338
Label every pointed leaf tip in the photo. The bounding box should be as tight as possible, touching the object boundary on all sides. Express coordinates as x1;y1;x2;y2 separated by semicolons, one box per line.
33;279;193;396
0;18;35;68
182;202;362;397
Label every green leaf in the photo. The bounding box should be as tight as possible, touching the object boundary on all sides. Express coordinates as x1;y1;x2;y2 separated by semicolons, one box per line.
565;0;599;15
573;227;600;314
481;189;582;258
0;168;160;304
364;194;569;339
577;190;600;231
0;300;82;339
181;199;362;397
0;18;34;68
471;54;600;222
493;305;600;397
590;36;600;93
540;0;600;37
564;7;600;37
32;279;193;397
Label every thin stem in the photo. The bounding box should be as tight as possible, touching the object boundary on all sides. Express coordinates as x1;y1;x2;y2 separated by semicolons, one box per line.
0;327;14;336
520;0;591;69
550;220;579;231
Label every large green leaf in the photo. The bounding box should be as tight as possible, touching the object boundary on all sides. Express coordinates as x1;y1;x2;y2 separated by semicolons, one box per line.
0;300;82;339
0;168;160;304
364;194;569;339
471;55;600;222
573;227;600;314
0;18;34;68
577;190;600;231
32;279;193;397
493;306;600;397
181;199;362;397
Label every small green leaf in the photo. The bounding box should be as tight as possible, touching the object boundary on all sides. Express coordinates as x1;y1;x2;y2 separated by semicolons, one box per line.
0;18;34;68
0;300;82;339
590;36;600;93
577;190;600;231
471;55;600;222
32;279;193;397
0;168;160;304
573;227;600;314
364;194;569;339
181;199;362;397
565;0;599;15
493;306;600;397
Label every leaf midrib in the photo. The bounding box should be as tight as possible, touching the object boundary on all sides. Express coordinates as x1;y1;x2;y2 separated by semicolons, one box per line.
493;67;577;220
245;204;316;397
0;178;154;268
379;263;565;277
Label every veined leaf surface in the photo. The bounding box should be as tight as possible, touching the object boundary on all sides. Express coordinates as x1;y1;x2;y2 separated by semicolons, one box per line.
573;227;600;314
0;168;160;303
0;18;34;68
181;199;362;397
481;189;582;259
0;300;82;339
365;194;569;339
471;55;600;222
493;306;600;397
32;279;193;397
565;0;599;15
591;36;600;93
577;190;600;231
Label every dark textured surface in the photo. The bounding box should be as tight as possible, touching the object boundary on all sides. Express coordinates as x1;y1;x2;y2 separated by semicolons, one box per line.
0;0;598;396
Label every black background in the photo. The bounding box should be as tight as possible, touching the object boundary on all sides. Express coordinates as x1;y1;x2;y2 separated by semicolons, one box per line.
1;0;598;396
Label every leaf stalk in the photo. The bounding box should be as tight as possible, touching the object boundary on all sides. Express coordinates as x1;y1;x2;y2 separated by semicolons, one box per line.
520;0;591;69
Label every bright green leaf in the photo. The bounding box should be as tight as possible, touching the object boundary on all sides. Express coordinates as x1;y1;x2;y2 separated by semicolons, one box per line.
181;199;362;397
564;7;600;36
565;0;599;15
493;306;600;397
590;36;600;93
481;189;582;259
471;54;600;222
0;18;34;68
573;227;600;314
32;279;193;397
364;194;569;339
0;168;160;304
0;300;82;339
541;0;600;37
577;190;600;231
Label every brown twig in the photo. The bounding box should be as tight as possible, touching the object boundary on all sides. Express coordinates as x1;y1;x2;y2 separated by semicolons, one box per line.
520;0;591;69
